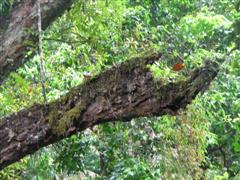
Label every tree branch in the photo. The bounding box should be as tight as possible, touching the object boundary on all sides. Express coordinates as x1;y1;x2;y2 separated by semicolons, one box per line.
0;51;220;170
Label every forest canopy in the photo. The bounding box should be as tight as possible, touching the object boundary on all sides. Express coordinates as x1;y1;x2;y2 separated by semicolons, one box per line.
0;0;240;179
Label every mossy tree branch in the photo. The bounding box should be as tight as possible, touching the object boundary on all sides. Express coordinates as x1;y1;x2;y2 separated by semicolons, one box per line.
0;51;220;170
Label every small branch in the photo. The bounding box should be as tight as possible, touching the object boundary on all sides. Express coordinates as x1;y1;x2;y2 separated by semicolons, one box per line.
37;0;47;103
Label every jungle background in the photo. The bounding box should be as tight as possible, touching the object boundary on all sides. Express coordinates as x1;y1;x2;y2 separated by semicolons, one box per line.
0;0;240;179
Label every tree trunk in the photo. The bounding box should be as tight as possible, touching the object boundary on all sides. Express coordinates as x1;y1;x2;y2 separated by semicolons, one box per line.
0;0;74;85
0;51;220;170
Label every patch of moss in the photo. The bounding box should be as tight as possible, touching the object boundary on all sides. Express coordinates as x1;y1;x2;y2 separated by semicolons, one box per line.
46;104;59;126
126;49;162;68
53;103;82;134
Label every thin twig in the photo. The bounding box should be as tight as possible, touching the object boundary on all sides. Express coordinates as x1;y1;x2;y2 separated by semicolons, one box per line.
37;0;47;103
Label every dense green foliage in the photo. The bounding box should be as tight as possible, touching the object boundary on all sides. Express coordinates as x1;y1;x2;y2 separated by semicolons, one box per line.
0;0;13;15
0;0;239;179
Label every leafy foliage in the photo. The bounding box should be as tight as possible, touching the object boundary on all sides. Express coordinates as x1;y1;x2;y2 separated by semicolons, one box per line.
0;0;14;15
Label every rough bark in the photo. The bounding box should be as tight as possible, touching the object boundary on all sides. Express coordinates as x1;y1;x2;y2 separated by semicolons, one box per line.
0;50;220;170
0;0;74;85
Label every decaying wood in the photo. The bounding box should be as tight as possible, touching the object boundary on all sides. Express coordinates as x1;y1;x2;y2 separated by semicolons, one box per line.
0;51;220;170
0;0;74;85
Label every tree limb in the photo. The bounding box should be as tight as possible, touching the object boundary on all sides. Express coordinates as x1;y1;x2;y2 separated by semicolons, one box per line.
0;51;220;170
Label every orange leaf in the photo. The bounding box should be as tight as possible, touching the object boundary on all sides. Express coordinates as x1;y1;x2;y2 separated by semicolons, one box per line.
172;62;185;71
